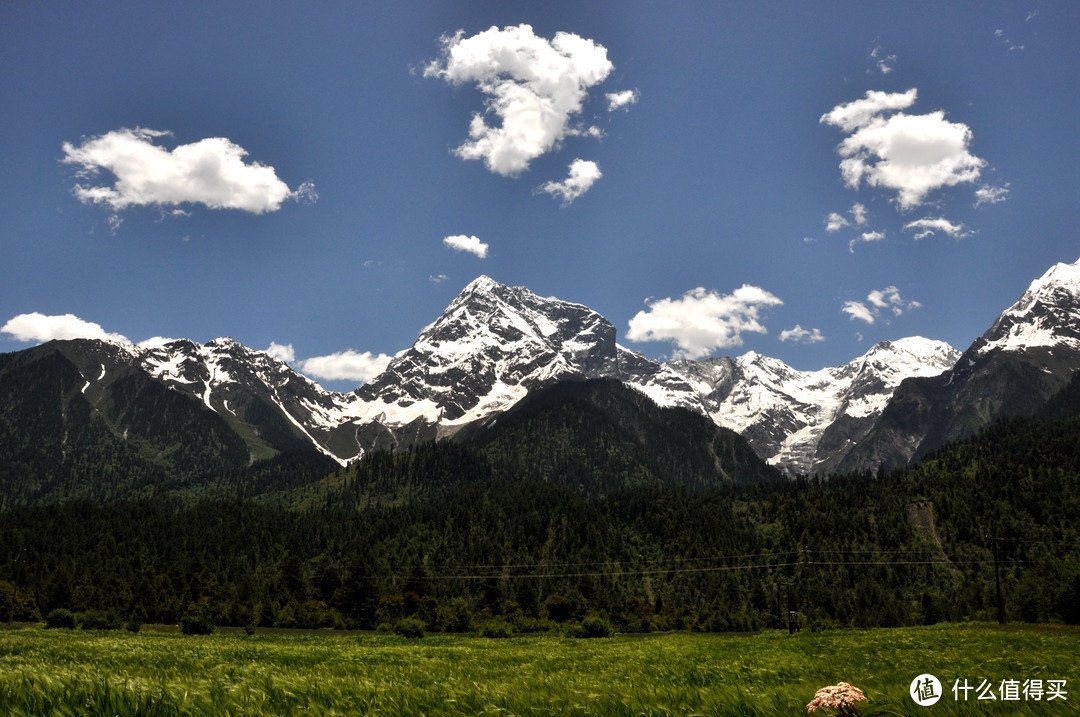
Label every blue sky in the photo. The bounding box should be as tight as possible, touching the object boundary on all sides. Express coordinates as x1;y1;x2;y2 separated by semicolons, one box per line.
2;1;1078;389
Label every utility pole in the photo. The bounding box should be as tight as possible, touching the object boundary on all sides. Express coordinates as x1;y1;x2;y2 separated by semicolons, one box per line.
781;580;798;633
775;582;783;629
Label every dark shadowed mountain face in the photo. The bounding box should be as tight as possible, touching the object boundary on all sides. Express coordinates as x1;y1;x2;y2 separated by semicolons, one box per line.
840;258;1080;473
0;341;251;505
459;378;784;494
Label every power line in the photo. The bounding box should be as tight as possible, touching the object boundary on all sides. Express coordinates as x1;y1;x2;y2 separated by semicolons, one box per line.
986;536;1080;548
371;547;977;575
365;561;804;581
359;556;983;582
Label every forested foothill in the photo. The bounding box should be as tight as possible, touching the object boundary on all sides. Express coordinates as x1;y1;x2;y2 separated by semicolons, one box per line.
1;378;1078;635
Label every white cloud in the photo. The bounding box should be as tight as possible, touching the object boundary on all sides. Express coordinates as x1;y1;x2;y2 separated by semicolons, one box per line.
296;350;393;384
424;24;614;176
429;274;449;284
974;183;1010;207
819;89;917;134
825;212;850;233
867;286;921;315
821;89;986;209
137;336;179;349
868;46;897;75
903;217;973;240
844;286;922;325
850;202;868;225
292;180;319;204
626;285;783;360
825;203;868;233
995;29;1024;52
841;301;876;325
1;312;129;344
443;234;489;258
156;208;191;223
62;128;313;215
779;325;825;344
538;159;602;204
606;89;639;112
265;342;296;364
849;230;886;253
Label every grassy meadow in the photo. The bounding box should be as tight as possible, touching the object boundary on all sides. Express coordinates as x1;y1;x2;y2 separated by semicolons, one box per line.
0;623;1077;715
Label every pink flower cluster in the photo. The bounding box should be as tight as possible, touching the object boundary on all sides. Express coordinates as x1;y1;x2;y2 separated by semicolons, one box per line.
807;682;867;714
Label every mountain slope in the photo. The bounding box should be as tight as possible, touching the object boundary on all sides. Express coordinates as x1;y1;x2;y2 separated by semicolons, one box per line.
9;257;1080;501
465;378;783;494
135;337;364;462
841;257;1080;472
0;341;250;505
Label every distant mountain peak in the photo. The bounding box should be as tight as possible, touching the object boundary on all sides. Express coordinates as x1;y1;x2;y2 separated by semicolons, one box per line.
858;336;959;366
1028;256;1080;294
658;336;959;475
353;276;620;432
978;256;1080;356
205;336;242;348
463;274;501;292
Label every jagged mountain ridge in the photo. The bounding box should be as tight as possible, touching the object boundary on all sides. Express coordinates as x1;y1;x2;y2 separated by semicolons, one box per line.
0;340;254;505
325;276;959;473
1;275;970;476
649;339;961;474
840;257;1080;472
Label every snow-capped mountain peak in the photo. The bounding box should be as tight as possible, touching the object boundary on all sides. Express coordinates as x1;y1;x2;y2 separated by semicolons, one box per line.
19;275;978;475
15;256;1080;478
978;257;1080;355
352;277;620;433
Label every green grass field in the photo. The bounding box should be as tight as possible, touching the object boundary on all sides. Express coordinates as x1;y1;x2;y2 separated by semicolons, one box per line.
0;624;1077;715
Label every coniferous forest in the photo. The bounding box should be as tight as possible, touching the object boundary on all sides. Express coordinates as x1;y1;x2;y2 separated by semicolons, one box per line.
1;378;1078;635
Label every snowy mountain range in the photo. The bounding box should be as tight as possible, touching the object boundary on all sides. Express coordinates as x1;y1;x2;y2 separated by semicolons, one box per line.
309;275;961;475
4;257;1079;477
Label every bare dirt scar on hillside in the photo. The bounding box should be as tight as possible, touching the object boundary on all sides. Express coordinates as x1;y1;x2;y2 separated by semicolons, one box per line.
907;500;953;565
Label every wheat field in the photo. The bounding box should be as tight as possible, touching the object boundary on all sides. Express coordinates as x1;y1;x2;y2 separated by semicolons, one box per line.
0;623;1077;715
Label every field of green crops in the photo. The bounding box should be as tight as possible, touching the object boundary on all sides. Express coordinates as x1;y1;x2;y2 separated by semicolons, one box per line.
0;623;1077;715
